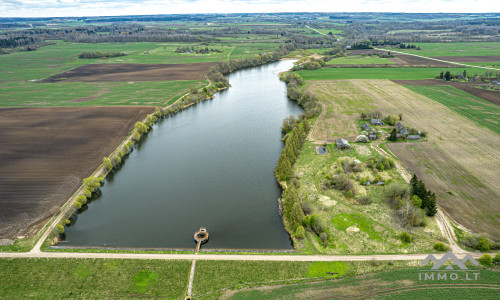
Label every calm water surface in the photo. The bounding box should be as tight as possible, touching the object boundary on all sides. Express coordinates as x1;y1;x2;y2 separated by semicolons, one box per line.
62;60;302;249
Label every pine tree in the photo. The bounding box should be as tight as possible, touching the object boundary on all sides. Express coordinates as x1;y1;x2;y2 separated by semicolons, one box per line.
388;128;398;141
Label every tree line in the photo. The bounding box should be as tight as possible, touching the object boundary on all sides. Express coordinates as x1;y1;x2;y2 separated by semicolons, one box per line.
78;51;126;59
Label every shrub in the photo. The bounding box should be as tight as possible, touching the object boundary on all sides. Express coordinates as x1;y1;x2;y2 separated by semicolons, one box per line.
56;224;64;234
400;231;413;243
103;157;113;170
434;242;448;251
295;226;306;239
411;195;422;208
319;232;328;242
132;131;141;141
64;219;71;225
301;202;313;215
83;188;92;199
73;202;82;209
480;254;493;266
346;190;353;198
303;215;311;227
494;252;500;263
382;115;399;126
310;214;326;235
76;195;87;205
355;135;369;143
477;238;492;251
357;194;372;205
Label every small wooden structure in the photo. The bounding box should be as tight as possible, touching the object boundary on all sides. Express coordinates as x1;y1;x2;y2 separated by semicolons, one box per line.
370;119;384;126
194;227;209;253
335;138;351;149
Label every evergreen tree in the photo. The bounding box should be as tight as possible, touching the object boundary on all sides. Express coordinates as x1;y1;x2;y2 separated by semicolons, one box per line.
388;128;398;141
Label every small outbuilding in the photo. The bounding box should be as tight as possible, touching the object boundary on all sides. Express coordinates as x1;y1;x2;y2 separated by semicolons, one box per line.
395;122;408;135
370;119;384;126
361;122;371;131
408;135;421;140
368;131;377;140
335;138;351;149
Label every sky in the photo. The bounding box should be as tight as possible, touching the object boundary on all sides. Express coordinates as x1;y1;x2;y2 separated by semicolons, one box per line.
0;0;499;18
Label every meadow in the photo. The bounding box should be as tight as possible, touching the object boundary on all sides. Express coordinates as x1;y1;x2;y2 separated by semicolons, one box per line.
227;267;500;299
405;85;500;134
326;55;394;65
298;67;486;81
387;42;500;57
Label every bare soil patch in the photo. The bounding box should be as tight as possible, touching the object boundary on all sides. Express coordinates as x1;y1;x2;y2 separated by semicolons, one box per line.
0;107;153;239
387;142;500;240
39;63;217;83
392;79;500;106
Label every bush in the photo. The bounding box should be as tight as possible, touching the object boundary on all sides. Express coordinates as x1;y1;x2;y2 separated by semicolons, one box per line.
132;131;141;141
357;194;372;205
310;214;326;235
103;157;113;170
56;224;64;234
83;188;92;199
382;115;399;126
478;238;492;251
295;226;306;239
434;242;448;251
355;135;369;143
319;232;328;242
494;252;500;263
76;195;87;205
346;190;353;198
301;202;313;215
411;195;422;208
400;231;413;243
73;202;82;209
64;219;71;225
480;254;493;266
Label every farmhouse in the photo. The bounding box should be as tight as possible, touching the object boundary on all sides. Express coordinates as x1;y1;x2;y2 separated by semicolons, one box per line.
408;135;421;140
368;131;377;140
395;122;408;134
361;122;371;131
335;138;351;149
370;119;384;126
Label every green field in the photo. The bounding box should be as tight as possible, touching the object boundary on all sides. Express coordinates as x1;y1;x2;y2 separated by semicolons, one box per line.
405;85;500;134
387;42;500;57
326;55;394;65
228;267;500;299
0;258;190;299
298;67;485;80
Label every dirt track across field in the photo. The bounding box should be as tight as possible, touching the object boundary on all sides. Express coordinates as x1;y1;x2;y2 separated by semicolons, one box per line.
39;63;217;83
392;79;500;106
0;107;154;239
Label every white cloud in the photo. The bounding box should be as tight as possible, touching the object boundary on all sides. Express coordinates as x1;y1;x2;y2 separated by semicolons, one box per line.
0;0;499;17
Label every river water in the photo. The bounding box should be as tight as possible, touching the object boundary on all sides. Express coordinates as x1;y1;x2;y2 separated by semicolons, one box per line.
62;60;302;250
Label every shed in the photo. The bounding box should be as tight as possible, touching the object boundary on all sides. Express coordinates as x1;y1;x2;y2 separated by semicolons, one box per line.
361;122;371;131
408;135;421;140
335;138;351;149
370;119;384;126
368;131;377;140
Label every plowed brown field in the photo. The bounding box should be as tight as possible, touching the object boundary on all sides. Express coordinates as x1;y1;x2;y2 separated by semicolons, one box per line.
0;107;154;239
39;63;217;83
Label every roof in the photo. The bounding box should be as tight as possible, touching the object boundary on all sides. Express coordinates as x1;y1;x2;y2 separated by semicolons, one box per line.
362;122;371;129
408;135;420;140
370;119;383;125
335;138;351;148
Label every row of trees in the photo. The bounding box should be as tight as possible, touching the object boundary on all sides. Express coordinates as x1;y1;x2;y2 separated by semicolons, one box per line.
274;120;310;182
78;51;126;59
174;46;223;54
410;174;437;217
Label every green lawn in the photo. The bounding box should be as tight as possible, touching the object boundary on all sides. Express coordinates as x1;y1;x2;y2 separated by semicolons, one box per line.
0;258;190;299
384;42;500;57
326;55;394;65
298;67;485;80
405;85;500;134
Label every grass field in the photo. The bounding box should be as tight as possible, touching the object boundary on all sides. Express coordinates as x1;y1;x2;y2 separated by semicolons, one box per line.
298;67;486;80
227;267;500;299
0;258;191;299
326;55;394;65
305;79;500;240
387;42;500;57
404;85;500;134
